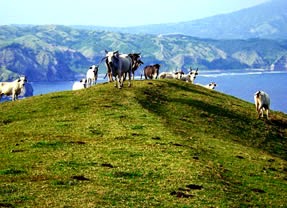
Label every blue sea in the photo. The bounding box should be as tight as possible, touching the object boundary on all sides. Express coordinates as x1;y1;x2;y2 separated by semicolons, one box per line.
28;70;286;114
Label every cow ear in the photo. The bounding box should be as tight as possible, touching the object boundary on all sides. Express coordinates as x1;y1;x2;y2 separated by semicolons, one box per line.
114;51;120;57
105;50;108;54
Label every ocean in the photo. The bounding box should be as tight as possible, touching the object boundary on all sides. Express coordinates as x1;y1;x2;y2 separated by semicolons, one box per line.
196;70;287;113
28;71;287;114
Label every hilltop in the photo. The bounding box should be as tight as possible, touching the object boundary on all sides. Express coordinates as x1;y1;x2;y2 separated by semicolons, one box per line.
0;80;287;207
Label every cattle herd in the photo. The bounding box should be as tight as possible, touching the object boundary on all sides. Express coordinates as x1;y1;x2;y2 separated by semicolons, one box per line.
0;50;271;119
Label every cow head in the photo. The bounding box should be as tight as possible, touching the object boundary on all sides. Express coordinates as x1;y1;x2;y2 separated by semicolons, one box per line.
17;76;27;87
89;65;99;73
128;53;141;61
132;59;144;72
255;91;261;98
209;82;217;89
105;50;119;69
80;78;87;88
153;64;160;70
129;53;143;71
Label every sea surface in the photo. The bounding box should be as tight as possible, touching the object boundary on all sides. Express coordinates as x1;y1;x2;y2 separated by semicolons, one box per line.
196;70;287;113
27;70;287;114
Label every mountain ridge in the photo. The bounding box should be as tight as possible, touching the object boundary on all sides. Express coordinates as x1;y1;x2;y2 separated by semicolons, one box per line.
0;25;287;81
75;0;286;40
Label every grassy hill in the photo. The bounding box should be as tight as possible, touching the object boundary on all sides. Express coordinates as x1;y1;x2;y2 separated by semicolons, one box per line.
0;80;287;207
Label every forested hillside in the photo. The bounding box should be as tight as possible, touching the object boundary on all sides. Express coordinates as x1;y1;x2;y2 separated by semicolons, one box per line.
0;25;287;81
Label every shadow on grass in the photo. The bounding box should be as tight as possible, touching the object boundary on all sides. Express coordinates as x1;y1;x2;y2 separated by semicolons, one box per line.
136;81;287;160
163;80;218;98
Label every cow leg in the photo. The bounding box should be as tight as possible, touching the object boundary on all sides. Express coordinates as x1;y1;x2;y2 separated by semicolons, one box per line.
119;75;124;88
128;71;132;87
87;79;90;87
12;93;16;101
109;73;113;82
260;108;264;118
257;108;261;118
117;76;122;89
114;77;118;88
123;72;127;81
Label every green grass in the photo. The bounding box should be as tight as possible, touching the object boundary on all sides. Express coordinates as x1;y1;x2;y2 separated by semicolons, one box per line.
0;79;287;207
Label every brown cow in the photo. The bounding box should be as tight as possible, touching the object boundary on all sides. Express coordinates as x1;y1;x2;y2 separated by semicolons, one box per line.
141;64;160;80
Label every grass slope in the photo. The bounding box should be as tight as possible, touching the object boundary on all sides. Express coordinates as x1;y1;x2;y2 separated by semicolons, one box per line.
0;80;287;207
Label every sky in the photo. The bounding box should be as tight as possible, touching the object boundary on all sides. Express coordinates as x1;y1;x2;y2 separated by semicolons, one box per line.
0;0;269;27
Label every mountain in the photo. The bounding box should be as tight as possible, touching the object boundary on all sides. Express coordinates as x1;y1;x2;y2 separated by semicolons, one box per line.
0;25;287;81
0;25;92;81
81;0;287;40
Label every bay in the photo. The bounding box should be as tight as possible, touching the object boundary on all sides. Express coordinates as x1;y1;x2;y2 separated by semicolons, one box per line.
28;71;286;114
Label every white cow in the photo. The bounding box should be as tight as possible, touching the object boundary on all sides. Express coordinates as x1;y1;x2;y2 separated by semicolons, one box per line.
86;65;99;87
0;76;27;101
72;78;87;91
158;71;184;79
180;69;199;84
196;82;217;89
254;91;270;119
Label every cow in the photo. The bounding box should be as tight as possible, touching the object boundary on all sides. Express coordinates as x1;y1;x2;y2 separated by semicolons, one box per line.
0;76;27;101
196;82;217;89
72;78;87;90
206;82;217;89
141;64;161;79
180;68;199;84
86;65;99;87
129;53;144;80
158;71;184;80
104;57;113;83
254;91;271;119
104;50;133;89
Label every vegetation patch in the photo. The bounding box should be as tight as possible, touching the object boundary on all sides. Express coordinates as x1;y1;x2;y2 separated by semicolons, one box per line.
112;171;143;179
31;141;65;149
0;168;26;175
